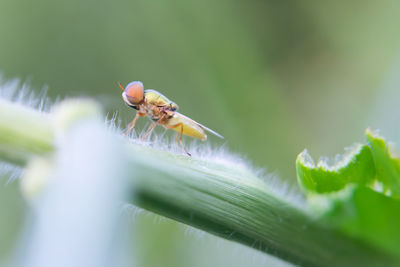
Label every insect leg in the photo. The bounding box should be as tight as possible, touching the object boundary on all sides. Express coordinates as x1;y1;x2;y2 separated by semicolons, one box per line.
141;121;157;141
124;112;140;136
179;124;192;156
170;123;191;156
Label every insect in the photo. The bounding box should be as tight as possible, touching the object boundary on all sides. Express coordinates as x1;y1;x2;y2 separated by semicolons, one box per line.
120;81;223;156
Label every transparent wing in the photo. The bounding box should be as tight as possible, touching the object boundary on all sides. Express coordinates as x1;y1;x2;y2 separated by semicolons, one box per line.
170;112;224;139
198;122;224;139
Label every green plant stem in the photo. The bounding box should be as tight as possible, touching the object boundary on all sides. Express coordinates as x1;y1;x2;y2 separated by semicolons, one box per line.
0;99;398;267
0;99;53;165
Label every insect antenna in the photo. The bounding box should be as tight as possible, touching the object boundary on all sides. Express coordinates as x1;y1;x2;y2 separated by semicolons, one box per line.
118;82;125;91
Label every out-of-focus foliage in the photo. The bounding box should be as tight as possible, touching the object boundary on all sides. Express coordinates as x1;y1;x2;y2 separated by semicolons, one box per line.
323;186;400;259
0;180;26;259
1;0;400;266
296;130;400;259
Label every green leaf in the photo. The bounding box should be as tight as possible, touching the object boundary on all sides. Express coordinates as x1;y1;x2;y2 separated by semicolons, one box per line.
316;185;400;258
296;144;376;194
366;129;400;197
296;129;400;259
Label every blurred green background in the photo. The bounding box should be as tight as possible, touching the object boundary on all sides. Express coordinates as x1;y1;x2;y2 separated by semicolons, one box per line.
1;1;400;266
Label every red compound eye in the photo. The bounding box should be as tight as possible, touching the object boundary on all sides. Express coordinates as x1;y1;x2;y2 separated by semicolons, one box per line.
122;81;144;104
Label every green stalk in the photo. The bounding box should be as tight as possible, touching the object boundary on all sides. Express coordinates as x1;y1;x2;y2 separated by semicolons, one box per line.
0;99;53;165
0;99;397;267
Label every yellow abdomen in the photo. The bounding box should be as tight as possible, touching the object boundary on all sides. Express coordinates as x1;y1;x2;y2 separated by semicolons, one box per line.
165;113;207;140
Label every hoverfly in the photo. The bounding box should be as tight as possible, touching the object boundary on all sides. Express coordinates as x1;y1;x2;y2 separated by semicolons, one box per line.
120;81;223;156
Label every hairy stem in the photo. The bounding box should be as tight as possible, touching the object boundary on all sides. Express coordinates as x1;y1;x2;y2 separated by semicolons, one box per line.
0;99;397;267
